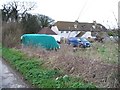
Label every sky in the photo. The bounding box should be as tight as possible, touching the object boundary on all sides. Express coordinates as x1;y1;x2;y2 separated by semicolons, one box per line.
0;0;119;29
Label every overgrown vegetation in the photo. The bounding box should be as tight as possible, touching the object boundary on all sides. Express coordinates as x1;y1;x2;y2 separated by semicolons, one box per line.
107;29;118;36
2;22;23;47
0;43;2;57
18;41;119;88
1;1;119;88
2;46;97;88
2;1;55;48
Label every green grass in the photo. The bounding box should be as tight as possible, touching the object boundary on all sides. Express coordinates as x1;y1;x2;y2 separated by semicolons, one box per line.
95;42;118;63
2;46;97;88
75;41;118;64
0;43;2;57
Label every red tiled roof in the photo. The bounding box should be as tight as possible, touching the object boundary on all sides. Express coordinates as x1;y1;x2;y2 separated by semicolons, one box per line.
38;27;57;35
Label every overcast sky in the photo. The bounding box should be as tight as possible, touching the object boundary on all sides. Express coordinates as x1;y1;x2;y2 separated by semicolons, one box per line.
0;0;119;29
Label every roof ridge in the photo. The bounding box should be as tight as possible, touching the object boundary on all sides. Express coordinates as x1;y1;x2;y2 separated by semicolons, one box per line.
56;21;95;24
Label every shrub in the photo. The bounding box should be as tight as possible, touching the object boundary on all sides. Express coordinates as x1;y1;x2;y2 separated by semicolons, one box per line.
2;22;23;48
2;46;97;88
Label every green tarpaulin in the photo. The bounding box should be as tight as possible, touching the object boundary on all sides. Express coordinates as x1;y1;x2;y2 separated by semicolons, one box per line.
21;34;60;50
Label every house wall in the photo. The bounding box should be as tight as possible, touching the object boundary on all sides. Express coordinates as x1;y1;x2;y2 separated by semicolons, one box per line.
51;26;82;38
81;31;92;38
52;25;99;39
49;35;61;42
58;31;80;38
51;26;59;34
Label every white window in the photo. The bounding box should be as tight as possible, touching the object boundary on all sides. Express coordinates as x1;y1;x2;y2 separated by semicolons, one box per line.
74;24;77;28
100;26;102;29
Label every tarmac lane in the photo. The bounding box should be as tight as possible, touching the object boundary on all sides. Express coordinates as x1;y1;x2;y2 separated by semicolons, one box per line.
0;58;30;89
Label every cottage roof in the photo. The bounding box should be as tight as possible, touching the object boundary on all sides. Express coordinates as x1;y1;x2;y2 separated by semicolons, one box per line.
38;27;57;35
54;21;107;32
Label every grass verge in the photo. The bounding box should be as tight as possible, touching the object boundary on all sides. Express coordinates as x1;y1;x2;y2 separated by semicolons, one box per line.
2;46;97;88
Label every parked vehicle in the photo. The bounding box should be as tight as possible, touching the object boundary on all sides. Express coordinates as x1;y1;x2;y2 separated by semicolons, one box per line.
67;37;80;47
21;34;60;50
67;37;91;48
79;38;91;48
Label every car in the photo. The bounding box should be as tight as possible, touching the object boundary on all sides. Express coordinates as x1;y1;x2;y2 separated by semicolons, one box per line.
79;38;91;48
67;37;80;47
67;37;91;48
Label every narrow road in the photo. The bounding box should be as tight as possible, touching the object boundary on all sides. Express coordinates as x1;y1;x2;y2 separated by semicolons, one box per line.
0;58;30;88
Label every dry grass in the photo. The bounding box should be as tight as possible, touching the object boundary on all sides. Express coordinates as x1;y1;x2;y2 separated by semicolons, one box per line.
18;41;119;88
2;22;23;48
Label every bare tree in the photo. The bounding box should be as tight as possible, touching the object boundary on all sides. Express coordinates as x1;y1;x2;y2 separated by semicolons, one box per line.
2;1;36;22
37;14;55;28
21;13;40;34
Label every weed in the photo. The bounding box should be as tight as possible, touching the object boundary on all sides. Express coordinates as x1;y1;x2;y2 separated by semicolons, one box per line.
2;46;97;88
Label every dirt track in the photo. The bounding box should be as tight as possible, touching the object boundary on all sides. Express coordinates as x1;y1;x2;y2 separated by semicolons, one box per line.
0;58;29;88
